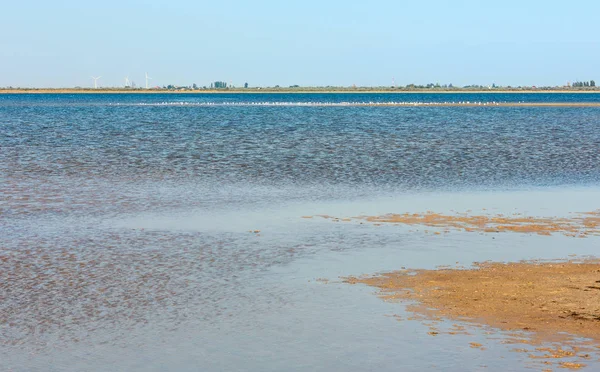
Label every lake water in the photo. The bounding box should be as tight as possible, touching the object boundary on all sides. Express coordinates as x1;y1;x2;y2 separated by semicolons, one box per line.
2;93;600;371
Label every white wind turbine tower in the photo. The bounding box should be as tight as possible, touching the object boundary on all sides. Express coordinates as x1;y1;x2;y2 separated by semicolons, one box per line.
145;72;152;89
91;76;101;89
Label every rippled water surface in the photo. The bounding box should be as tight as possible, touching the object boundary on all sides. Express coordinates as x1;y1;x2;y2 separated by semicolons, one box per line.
2;93;600;371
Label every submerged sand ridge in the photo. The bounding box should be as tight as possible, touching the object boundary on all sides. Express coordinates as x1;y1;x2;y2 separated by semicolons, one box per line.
314;210;600;237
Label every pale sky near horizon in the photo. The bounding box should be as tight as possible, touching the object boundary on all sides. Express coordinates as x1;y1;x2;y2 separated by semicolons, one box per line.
1;0;598;88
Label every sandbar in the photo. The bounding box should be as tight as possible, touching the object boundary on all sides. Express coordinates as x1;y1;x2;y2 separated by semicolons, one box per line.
317;210;600;237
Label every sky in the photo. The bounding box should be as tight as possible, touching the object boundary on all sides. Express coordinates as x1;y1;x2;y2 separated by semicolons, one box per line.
1;0;599;88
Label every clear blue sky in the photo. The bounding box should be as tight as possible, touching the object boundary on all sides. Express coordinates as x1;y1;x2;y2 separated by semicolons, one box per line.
1;0;598;88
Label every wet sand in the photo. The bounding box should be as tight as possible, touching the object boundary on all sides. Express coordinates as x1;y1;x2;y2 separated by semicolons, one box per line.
345;259;600;369
317;210;600;237
346;259;600;340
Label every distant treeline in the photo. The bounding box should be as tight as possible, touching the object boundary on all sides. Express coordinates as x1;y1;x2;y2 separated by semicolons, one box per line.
2;83;600;92
211;81;228;89
572;80;596;87
136;81;600;91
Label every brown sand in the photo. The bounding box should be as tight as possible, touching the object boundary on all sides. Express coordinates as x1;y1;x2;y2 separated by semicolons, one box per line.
317;210;600;237
345;260;600;341
345;259;600;369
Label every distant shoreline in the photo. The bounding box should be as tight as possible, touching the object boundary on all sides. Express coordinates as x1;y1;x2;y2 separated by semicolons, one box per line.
2;88;600;94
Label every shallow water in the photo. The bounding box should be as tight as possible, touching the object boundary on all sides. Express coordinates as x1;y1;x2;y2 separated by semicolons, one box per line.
2;93;600;371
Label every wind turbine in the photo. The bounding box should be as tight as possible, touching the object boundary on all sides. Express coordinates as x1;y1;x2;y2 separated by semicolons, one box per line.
91;76;101;89
145;72;152;89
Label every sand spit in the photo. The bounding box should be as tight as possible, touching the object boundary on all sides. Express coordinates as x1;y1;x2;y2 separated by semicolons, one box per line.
345;259;600;369
316;210;600;237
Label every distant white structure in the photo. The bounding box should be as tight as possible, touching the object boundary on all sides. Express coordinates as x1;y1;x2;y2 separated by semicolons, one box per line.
91;76;101;89
145;72;152;89
125;76;131;88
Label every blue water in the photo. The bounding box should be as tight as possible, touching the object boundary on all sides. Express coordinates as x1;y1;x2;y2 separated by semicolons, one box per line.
2;93;600;371
3;92;600;106
3;94;600;192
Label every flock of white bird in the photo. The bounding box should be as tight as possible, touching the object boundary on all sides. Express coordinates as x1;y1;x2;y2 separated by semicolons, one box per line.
111;101;510;107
